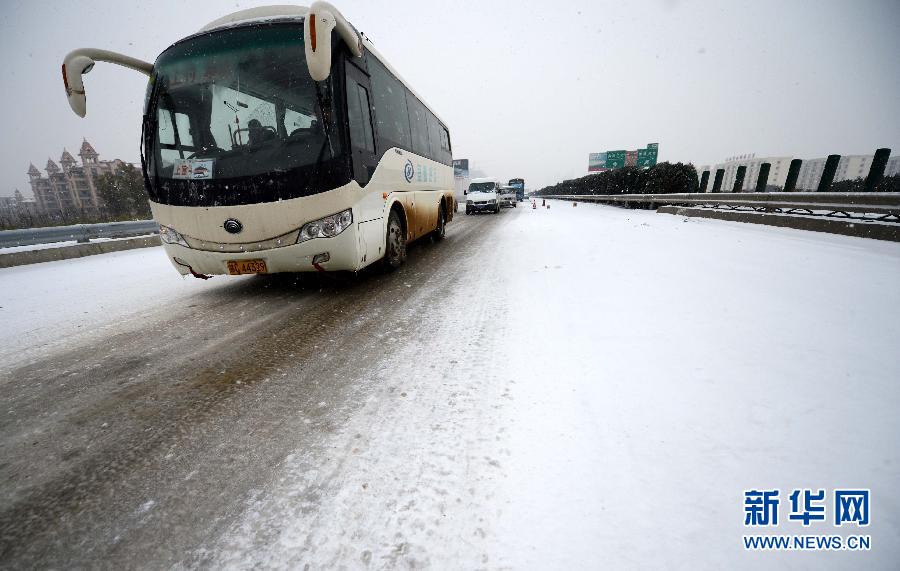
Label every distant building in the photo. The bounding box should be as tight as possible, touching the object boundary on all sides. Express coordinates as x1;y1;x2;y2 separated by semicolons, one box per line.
701;151;898;191
0;189;39;226
889;156;900;177
27;140;129;217
14;189;38;216
797;154;900;190
702;153;793;191
0;195;14;218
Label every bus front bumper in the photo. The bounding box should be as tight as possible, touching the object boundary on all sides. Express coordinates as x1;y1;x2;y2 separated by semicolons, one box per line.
160;225;362;276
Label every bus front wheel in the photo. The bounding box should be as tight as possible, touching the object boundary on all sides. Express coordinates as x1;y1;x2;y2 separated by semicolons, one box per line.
383;210;407;271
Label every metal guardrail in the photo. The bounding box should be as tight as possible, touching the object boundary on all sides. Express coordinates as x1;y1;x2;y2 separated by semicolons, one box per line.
0;220;159;249
544;192;900;220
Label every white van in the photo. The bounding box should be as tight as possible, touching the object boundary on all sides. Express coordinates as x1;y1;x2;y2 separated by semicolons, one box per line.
465;177;501;214
498;186;517;208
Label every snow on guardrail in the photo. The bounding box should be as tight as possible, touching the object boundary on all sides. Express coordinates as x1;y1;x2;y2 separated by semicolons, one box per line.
0;220;159;249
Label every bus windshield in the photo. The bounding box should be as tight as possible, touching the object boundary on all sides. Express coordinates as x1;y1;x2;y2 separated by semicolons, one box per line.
144;23;349;207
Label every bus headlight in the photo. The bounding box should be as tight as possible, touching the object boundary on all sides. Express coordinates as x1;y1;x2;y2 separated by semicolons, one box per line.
298;209;353;243
159;225;189;248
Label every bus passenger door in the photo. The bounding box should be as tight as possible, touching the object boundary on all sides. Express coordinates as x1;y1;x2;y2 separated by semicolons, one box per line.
345;64;378;187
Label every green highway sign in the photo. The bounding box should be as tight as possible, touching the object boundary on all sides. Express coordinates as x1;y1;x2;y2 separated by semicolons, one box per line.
605;150;627;169
588;144;659;171
637;147;658;167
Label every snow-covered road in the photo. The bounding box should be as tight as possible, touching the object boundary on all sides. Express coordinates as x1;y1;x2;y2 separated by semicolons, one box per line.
1;203;898;569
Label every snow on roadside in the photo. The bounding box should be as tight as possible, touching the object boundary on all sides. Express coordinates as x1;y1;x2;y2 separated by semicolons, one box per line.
492;203;900;569
0;246;234;369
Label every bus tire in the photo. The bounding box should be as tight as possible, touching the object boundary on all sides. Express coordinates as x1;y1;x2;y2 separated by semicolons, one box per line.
383;209;407;271
432;204;446;241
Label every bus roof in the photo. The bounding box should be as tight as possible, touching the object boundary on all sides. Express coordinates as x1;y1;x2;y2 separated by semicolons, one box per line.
197;5;449;128
199;6;309;32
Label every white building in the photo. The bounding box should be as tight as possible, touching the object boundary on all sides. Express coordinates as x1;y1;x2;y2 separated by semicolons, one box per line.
796;154;900;190
703;153;793;192
702;151;897;192
796;157;826;191
797;155;870;190
887;156;900;177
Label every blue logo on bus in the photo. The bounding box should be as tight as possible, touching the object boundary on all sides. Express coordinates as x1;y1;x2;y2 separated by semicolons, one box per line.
403;160;414;183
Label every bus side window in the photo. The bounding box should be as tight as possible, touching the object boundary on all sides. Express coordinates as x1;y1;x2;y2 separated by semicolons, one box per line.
426;113;441;162
438;125;451;163
347;82;375;153
358;85;376;152
369;58;411;154
407;95;429;158
442;127;451;153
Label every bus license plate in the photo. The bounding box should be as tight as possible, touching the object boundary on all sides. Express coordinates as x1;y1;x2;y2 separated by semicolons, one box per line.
227;259;268;275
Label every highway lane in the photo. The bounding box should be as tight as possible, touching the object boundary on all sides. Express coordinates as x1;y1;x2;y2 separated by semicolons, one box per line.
0;207;512;567
2;202;899;569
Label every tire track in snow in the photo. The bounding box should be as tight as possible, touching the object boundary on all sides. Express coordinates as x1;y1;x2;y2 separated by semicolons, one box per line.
190;210;520;569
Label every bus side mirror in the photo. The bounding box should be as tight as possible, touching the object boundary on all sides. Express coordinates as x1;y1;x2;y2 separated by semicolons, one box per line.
62;54;95;118
305;10;336;81
304;2;363;82
62;49;152;118
464;189;467;195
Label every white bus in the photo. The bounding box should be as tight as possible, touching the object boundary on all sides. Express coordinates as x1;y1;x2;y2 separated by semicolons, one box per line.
60;3;455;277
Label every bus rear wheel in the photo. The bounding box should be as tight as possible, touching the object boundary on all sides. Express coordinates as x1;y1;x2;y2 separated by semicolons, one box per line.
432;204;446;241
383;209;407;271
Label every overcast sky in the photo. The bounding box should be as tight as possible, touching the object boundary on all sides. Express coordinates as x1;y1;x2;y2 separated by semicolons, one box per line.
1;0;898;195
